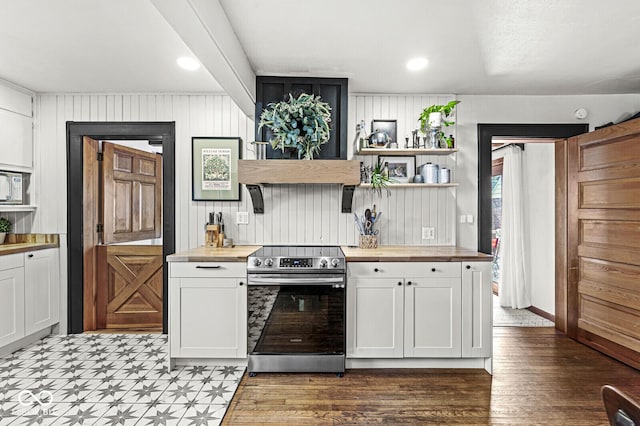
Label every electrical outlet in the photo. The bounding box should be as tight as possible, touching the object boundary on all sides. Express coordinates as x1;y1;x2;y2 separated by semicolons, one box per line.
466;214;474;224
236;211;249;224
460;215;467;223
422;227;435;240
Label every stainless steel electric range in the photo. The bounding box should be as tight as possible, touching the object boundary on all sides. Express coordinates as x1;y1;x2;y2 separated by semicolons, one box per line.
246;246;346;376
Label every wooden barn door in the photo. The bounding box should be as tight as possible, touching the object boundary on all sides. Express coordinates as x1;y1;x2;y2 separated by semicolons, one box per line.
567;118;640;369
102;142;162;243
97;245;163;330
97;142;163;330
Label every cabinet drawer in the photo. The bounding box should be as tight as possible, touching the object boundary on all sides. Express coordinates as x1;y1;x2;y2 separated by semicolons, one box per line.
170;262;246;278
348;261;460;278
0;253;24;271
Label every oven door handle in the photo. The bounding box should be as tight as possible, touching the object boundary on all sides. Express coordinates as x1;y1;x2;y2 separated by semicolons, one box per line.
248;277;345;286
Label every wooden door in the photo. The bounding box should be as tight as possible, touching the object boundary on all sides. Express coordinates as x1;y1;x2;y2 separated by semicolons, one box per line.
98;245;163;329
567;118;640;369
102;142;162;243
83;136;100;330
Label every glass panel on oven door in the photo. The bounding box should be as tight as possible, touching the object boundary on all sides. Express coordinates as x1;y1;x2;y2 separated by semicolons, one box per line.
250;285;344;355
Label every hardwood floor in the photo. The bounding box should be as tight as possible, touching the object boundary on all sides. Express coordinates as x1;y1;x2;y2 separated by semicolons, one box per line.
223;328;640;425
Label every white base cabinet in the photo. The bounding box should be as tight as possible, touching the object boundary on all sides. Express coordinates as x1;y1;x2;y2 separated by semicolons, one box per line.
0;248;60;353
25;249;60;335
462;262;492;358
169;262;247;364
0;254;25;348
347;261;490;362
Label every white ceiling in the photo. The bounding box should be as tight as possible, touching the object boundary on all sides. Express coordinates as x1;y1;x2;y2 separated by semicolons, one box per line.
0;0;222;93
220;0;640;95
1;0;639;96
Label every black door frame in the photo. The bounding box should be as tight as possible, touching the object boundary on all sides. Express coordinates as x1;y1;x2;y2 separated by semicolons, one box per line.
66;122;175;334
477;123;588;254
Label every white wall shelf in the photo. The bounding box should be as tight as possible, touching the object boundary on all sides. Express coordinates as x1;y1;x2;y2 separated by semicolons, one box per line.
357;148;458;156
0;205;37;213
359;183;458;188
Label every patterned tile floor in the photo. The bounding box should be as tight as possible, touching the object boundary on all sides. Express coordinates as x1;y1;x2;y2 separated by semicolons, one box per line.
0;334;244;425
493;295;555;327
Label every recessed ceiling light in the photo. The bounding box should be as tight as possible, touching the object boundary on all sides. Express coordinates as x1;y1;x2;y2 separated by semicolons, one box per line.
177;56;200;71
406;57;428;71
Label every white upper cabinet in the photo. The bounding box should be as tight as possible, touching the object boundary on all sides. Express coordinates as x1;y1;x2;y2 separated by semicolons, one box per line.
0;82;33;171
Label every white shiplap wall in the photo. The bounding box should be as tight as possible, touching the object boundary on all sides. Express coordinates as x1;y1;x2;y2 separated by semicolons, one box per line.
31;92;457;249
349;94;458;245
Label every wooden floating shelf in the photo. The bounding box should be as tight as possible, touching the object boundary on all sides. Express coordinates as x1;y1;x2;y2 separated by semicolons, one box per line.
0;205;37;212
357;148;459;156
238;160;360;214
359;183;458;188
238;160;361;185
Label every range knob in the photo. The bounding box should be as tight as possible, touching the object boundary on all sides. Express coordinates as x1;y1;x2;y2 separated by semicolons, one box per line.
265;258;273;267
320;259;328;268
331;258;341;268
253;258;262;267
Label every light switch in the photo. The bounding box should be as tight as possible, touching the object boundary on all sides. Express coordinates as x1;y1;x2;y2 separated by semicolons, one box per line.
460;215;467;223
237;211;249;224
466;214;474;224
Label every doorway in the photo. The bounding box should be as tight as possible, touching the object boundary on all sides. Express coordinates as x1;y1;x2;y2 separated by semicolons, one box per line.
477;124;589;331
67;122;175;334
88;139;163;332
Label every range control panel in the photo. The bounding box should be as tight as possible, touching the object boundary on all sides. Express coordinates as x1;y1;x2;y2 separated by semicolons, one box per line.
280;258;313;268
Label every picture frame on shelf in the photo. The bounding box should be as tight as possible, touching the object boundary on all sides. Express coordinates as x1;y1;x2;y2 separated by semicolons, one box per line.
192;136;242;201
380;155;415;183
371;119;397;145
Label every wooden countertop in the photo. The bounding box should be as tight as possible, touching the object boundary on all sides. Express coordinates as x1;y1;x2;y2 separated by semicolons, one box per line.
166;245;261;262
340;245;492;262
0;242;59;256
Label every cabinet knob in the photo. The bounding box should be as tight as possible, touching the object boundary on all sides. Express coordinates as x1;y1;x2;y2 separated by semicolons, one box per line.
374;268;379;272
431;268;436;272
28;254;34;258
407;281;412;286
397;281;402;286
466;265;471;270
239;282;244;286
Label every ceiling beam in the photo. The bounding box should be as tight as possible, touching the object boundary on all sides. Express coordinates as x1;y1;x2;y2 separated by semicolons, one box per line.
150;0;256;119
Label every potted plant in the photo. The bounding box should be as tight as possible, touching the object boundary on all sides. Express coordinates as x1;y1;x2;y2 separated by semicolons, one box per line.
258;93;332;160
370;161;392;197
0;217;11;244
418;100;461;132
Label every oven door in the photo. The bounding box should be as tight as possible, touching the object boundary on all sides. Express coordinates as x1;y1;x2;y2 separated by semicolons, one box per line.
247;273;345;356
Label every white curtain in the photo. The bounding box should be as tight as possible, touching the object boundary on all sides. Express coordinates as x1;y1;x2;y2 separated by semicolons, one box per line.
499;145;531;309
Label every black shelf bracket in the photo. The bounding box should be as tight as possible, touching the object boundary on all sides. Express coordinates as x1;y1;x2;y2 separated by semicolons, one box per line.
246;185;264;214
341;185;356;213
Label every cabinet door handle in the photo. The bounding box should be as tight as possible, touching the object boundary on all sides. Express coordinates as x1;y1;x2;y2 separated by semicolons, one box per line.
397;281;402;286
407;281;412;286
431;268;436;272
28;254;34;258
466;265;471;270
374;268;380;272
239;282;244;286
195;265;221;269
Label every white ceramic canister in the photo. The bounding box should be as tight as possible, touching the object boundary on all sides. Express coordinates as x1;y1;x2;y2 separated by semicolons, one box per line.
420;162;439;183
439;168;451;184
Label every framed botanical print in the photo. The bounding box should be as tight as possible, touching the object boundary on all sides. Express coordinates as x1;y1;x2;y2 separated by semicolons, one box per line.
192;137;242;201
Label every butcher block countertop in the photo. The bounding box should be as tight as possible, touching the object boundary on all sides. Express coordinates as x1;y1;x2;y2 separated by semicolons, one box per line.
166;245;261;262
340;245;492;262
0;234;59;256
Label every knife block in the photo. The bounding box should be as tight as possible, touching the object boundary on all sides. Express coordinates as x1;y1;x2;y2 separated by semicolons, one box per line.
205;224;223;248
